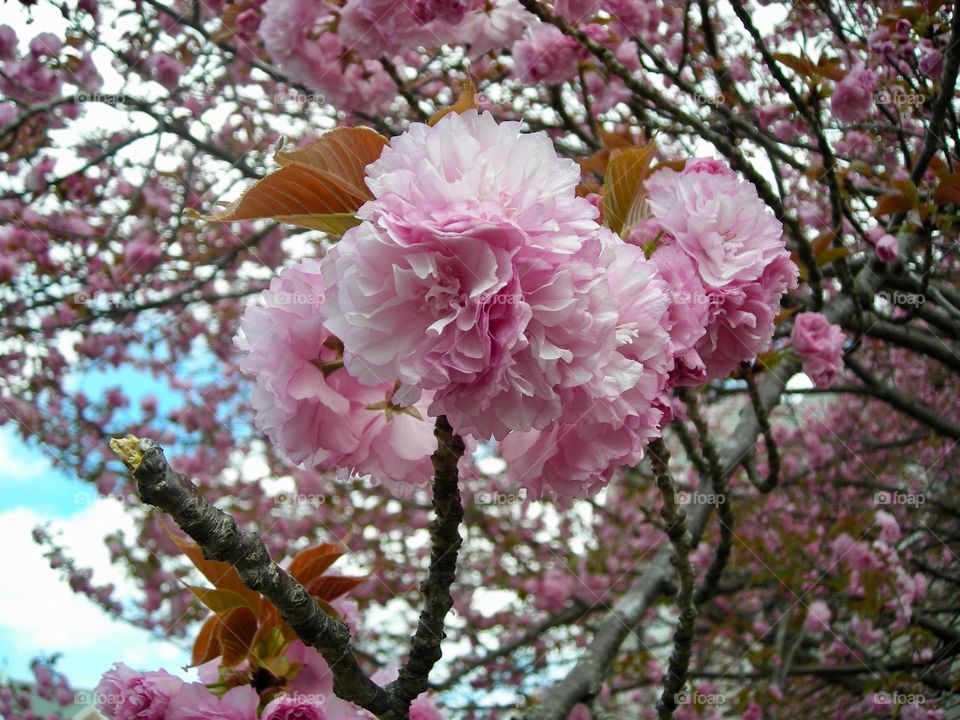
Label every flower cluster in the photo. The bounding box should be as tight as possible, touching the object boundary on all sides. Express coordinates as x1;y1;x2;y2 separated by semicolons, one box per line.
259;0;528;112
238;112;796;497
94;652;445;720
236;258;439;496
643;159;798;385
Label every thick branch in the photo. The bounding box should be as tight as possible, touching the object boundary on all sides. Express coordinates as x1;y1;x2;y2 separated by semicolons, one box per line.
843;357;960;438
109;436;392;716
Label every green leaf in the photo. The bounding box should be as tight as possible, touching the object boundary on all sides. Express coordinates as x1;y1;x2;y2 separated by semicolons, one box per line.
271;213;361;235
815;246;849;266
184;585;250;614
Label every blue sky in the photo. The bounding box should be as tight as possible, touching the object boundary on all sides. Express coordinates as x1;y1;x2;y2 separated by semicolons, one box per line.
0;365;193;690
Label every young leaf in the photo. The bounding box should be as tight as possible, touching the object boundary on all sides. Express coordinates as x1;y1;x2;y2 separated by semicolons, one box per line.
933;172;960;205
892;178;920;209
273;127;389;199
191;615;223;667
603;144;657;235
288;544;344;587
218;606;259;667
815;246;849;266
872;192;913;217
183;585;251;614
201;163;367;231
168;533;261;609
307;575;365;602
429;80;479;126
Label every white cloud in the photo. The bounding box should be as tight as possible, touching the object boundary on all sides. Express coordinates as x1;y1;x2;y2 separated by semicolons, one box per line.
0;428;51;483
0;502;192;688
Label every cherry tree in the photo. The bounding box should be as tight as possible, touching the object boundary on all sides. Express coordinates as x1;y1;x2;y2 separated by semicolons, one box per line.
1;0;958;718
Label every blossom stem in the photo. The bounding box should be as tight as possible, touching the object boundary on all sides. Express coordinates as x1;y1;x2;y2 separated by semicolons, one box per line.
680;390;736;605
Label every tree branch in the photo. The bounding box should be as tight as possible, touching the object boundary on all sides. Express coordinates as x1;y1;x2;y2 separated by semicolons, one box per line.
108;435;393;716
648;438;698;720
387;416;466;713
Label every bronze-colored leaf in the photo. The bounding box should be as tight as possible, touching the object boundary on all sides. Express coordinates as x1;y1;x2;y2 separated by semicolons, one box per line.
168;533;261;609
429;80;479;126
603;144;657;235
191;615;223;667
218;606;259;667
811;230;835;256
872;192;913;217
201;163;366;230
288;544;344;587
274;127;389;199
773;52;815;76
815;246;849;266
933;172;960;205
184;585;250;614
307;575;365;602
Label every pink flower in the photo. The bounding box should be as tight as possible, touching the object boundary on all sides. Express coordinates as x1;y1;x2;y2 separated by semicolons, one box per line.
260;0;396;113
24;156;56;193
875;233;898;262
0;25;18;60
602;0;660;41
831;65;877;123
236;8;262;34
511;23;583;85
410;695;446;720
531;567;574;612
147;53;185;90
791;311;845;387
167;684;259;720
236;259;437;491
919;47;944;79
262;695;326;720
29;32;62;58
645;159;786;287
94;663;185;720
322;110;617;440
123;239;162;271
803;599;832;633
555;0;599;21
696;253;798;380
261;0;336;84
453;0;529;56
875;510;902;544
501;241;671;496
650;244;709;387
413;0;469;24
